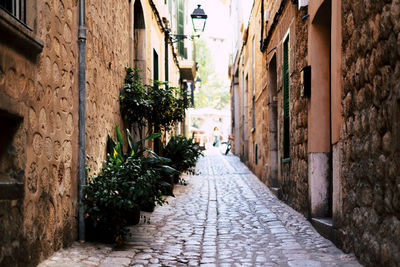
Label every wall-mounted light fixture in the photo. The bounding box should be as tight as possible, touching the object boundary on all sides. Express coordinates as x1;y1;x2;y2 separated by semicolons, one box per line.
191;5;207;33
169;5;207;43
298;0;309;9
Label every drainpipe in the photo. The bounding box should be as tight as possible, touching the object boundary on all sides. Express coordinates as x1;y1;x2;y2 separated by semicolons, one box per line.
165;29;169;84
78;0;86;241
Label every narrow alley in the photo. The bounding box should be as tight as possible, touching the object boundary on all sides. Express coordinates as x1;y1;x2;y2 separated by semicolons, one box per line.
39;149;360;267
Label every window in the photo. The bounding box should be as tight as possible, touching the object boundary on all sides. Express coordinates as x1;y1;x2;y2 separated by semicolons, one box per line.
153;49;159;88
255;143;258;165
0;0;25;22
283;36;290;159
0;108;23;200
0;0;43;57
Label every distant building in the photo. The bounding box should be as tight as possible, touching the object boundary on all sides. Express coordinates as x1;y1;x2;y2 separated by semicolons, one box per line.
0;0;196;265
187;107;231;146
230;0;400;266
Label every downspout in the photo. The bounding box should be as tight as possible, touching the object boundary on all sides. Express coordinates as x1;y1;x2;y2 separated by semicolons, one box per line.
78;0;86;241
164;28;169;84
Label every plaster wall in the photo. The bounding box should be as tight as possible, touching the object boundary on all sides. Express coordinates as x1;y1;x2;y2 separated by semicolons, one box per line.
308;152;331;217
307;1;331;153
330;0;342;145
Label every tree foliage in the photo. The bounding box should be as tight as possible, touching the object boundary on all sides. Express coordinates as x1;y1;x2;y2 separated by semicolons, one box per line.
120;67;189;135
194;38;230;110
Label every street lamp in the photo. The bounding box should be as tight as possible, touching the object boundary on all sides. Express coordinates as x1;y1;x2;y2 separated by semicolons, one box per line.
169;4;207;43
191;5;208;33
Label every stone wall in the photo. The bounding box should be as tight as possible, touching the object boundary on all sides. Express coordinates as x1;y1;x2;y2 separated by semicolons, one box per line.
338;1;400;265
245;0;263;178
231;0;399;265
85;1;130;173
282;5;309;215
84;0;182;174
1;0;182;265
248;2;309;215
0;0;79;265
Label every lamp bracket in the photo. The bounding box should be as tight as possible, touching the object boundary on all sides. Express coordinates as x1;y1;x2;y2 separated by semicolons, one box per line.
169;34;200;43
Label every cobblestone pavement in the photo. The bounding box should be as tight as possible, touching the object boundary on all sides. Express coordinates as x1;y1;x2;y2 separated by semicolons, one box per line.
39;148;361;267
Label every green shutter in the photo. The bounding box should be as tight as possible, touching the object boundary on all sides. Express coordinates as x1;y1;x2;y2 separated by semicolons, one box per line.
283;37;290;159
177;0;184;57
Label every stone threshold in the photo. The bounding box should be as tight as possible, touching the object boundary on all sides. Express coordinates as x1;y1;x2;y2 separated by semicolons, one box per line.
311;217;337;244
269;186;281;199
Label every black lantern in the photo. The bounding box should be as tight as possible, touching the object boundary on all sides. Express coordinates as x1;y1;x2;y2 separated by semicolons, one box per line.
191;5;207;33
169;4;208;43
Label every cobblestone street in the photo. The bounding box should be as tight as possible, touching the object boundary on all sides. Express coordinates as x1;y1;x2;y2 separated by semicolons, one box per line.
39;149;361;267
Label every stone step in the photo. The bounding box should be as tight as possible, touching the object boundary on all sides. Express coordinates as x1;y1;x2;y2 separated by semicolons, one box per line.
311;217;335;243
269;186;281;199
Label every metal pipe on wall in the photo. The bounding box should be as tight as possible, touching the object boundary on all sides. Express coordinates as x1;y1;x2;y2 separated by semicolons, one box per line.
78;0;87;241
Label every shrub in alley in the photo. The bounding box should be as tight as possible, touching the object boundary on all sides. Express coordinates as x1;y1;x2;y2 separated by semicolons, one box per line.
163;136;203;181
84;126;177;244
84;157;156;244
119;66;189;149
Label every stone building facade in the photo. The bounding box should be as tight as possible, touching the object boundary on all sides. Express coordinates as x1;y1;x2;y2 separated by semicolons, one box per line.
0;0;193;266
230;0;400;266
0;1;79;265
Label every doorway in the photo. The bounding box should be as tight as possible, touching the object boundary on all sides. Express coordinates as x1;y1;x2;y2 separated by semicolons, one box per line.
308;0;332;218
267;55;278;187
134;0;146;76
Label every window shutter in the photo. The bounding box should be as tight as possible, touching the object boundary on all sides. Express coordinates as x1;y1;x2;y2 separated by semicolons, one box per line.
177;0;185;57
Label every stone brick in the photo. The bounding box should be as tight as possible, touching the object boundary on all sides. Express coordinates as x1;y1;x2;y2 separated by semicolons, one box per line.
339;1;400;265
0;0;182;264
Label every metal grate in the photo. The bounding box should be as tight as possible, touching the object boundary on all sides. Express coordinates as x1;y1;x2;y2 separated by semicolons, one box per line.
0;0;26;22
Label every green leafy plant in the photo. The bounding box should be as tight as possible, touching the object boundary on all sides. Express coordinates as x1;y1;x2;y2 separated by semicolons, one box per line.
105;125;176;208
84;125;178;244
106;125;162;162
146;80;189;132
106;126;176;193
119;67;189;136
84;157;148;244
119;67;149;136
163;136;203;181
